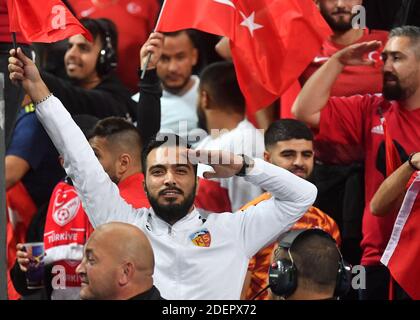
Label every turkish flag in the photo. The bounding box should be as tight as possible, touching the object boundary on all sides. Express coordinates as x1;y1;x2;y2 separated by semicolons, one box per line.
156;0;331;113
8;0;92;43
383;119;403;176
381;172;420;300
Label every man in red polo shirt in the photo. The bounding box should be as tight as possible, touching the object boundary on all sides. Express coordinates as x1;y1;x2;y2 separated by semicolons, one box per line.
300;0;388;97
11;33;164;299
292;26;420;299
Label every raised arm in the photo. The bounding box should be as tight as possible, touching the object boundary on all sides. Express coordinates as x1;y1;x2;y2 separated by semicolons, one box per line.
370;153;420;217
291;41;381;128
8;48;146;228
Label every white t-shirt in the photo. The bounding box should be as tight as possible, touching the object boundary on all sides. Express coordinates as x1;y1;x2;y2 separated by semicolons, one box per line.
132;75;200;140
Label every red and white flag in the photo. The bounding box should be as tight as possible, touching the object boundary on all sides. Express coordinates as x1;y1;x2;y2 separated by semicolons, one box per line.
381;172;420;300
8;0;92;42
156;0;331;113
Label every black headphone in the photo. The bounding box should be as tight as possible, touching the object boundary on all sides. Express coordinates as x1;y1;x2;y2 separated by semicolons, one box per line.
268;228;351;299
93;19;117;76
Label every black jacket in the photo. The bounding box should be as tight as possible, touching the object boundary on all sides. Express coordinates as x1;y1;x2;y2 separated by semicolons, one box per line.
135;68;161;145
40;71;137;121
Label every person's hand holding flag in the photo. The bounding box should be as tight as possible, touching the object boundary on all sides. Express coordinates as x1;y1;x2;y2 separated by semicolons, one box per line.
140;32;164;70
8;48;51;104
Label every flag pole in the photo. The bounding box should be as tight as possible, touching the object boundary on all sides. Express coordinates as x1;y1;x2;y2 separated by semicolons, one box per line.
140;0;168;79
11;32;17;50
0;72;8;300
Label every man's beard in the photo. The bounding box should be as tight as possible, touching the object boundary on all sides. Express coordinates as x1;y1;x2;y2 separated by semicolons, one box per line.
320;7;355;32
146;185;196;225
383;72;405;101
162;75;191;94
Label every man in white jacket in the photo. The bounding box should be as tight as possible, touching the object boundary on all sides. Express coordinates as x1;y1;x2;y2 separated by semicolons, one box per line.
8;47;317;300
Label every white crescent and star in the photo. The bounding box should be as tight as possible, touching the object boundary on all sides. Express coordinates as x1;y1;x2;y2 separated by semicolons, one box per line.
239;11;264;36
212;0;264;37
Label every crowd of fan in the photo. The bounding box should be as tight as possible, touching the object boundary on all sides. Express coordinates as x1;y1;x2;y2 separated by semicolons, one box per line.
1;0;420;300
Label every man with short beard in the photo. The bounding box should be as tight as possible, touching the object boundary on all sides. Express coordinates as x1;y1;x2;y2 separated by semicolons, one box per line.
132;30;200;142
292;26;420;299
300;0;388;97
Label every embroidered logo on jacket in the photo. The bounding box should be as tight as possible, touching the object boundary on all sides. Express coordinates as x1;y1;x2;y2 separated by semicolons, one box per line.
52;189;81;226
189;229;211;247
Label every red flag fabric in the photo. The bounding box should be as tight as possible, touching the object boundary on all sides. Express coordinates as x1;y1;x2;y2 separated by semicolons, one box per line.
383;118;402;176
156;0;331;113
8;0;92;42
381;172;420;300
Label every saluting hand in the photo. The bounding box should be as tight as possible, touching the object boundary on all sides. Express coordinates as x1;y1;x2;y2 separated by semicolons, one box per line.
334;40;382;67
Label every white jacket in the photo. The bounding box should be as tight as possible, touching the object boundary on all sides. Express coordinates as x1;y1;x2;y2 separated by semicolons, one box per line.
36;96;317;300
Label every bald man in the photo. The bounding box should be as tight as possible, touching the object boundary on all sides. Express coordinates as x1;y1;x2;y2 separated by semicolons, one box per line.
76;222;162;300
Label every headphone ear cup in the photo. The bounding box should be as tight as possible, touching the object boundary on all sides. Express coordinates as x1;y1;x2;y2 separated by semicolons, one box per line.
96;48;106;76
269;259;297;298
94;20;117;76
334;260;352;297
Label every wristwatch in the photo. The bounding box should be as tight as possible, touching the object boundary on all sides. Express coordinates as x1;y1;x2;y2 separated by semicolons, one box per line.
236;154;253;177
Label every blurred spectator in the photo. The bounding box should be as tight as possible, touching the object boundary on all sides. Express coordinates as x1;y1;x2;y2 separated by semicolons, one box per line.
69;0;160;92
6;100;65;209
292;26;420;299
194;61;264;212
269;229;350;300
76;222;161;300
134;30;200;141
11;113;154;301
364;0;420;30
241;119;340;300
37;17;137;121
10;42;318;298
